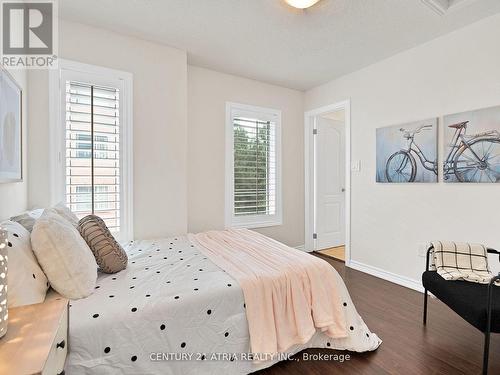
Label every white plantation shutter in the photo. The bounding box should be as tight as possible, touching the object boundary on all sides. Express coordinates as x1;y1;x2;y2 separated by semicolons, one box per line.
233;117;276;216
65;81;121;232
226;103;282;228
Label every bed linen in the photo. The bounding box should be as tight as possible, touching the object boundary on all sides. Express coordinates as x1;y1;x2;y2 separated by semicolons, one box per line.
66;234;381;375
191;229;347;355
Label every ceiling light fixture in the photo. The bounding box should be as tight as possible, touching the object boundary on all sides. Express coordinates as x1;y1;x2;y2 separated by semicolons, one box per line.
284;0;321;9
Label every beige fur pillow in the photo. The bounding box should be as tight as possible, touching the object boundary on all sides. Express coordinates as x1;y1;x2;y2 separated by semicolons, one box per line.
78;215;128;274
31;209;97;299
53;202;79;227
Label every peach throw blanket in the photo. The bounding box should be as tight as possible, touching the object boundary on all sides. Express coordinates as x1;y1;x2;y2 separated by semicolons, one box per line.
190;229;347;355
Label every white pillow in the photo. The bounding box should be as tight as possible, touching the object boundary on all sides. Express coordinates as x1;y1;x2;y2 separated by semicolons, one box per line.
31;209;97;299
0;221;49;307
10;208;44;232
53;202;80;227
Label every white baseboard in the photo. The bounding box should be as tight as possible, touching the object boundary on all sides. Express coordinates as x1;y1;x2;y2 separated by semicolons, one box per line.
294;244;306;251
349;260;424;293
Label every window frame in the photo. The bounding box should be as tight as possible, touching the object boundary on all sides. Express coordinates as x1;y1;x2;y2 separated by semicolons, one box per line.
49;59;133;241
225;102;282;229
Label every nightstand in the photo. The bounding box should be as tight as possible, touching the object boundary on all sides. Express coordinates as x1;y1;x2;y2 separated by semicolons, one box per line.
0;295;69;375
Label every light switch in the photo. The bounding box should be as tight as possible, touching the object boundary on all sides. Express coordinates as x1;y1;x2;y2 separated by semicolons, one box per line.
351;160;361;172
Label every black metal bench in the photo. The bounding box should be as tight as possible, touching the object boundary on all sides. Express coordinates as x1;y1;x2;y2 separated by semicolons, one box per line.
422;246;500;375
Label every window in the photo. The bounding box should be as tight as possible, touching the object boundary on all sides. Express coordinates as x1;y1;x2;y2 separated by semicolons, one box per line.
225;102;282;228
50;60;133;241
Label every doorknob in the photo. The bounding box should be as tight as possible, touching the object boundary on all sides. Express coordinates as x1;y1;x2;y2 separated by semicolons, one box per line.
341;188;345;192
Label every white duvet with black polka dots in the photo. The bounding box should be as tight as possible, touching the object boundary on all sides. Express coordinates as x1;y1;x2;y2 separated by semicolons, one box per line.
66;236;381;374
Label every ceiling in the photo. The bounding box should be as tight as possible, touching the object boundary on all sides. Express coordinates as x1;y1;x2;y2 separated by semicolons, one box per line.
59;0;500;91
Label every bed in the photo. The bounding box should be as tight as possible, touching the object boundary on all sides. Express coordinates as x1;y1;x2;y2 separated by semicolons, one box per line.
66;233;381;374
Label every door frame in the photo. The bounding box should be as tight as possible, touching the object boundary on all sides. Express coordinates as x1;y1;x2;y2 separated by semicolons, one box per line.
304;100;351;266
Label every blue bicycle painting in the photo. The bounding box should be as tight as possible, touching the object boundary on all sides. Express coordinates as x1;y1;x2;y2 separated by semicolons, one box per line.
376;119;438;183
443;106;500;183
376;107;500;183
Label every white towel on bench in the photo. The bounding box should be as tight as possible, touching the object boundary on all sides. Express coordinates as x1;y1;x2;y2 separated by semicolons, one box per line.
430;241;492;284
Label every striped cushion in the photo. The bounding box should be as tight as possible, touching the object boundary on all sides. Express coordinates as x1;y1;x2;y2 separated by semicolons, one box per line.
78;215;128;274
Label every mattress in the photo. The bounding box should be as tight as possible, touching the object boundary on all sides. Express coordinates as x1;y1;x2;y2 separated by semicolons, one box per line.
66;235;381;374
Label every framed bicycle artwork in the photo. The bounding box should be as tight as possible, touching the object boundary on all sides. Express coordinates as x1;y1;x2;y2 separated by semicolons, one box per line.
443;105;500;183
376;118;438;183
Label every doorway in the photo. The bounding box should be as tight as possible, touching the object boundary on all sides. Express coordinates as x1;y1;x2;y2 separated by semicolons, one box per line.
304;101;350;264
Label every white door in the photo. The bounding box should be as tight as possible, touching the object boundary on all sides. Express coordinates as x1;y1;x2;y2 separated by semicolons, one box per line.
315;116;345;250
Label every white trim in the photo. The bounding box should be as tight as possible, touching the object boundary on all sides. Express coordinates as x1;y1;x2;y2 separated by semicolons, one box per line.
421;0;448;15
349;260;424;293
48;59;134;241
225;102;283;229
294;244;306;252
304;100;351;266
49;67;60;206
421;0;478;16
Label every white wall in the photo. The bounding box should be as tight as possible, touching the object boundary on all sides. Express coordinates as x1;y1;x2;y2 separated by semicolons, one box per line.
305;13;500;283
26;21;306;246
188;66;304;247
28;20;188;239
0;68;28;220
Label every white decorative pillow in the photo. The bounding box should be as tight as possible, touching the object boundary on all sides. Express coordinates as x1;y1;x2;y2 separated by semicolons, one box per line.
53;202;79;227
31;210;97;299
10;208;44;232
0;220;49;307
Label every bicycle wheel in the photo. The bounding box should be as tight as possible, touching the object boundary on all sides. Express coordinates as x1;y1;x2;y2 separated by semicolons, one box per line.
385;151;417;182
454;138;500;182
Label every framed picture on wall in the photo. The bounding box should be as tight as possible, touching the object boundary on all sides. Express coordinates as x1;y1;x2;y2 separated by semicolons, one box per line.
376;118;438;183
0;66;22;183
443;105;500;183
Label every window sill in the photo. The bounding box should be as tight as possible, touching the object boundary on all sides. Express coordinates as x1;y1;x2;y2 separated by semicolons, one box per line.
227;216;283;230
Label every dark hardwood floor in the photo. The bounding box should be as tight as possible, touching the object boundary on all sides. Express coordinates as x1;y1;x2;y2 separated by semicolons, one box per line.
258;254;500;375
